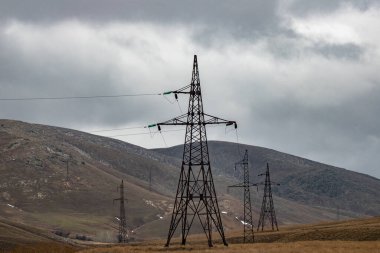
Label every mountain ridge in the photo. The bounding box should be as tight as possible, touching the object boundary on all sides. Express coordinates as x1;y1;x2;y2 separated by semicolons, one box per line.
0;119;378;242
153;140;380;216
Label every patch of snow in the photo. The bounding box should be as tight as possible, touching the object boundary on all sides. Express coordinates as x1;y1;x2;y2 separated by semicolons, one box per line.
6;203;22;212
238;219;252;226
37;192;46;199
71;146;91;159
99;159;110;166
143;199;157;208
46;146;68;158
46;147;54;153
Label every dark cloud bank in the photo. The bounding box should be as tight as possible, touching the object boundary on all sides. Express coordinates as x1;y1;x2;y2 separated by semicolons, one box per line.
0;0;379;178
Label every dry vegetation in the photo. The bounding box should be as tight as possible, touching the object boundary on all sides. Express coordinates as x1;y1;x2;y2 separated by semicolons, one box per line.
10;243;77;253
228;216;380;243
78;241;380;253
76;217;380;253
2;217;380;252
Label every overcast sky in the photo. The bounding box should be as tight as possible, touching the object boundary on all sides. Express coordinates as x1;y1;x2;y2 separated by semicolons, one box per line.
0;0;379;178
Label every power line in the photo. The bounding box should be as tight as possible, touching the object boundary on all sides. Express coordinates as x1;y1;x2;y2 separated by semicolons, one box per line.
89;121;224;134
0;93;161;101
103;128;185;138
90;126;145;133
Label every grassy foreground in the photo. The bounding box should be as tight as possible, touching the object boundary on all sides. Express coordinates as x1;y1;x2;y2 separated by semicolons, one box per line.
3;217;380;252
78;241;380;253
10;243;77;253
77;217;380;253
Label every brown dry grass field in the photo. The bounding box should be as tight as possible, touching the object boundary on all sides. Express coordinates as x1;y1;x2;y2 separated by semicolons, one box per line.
10;243;77;253
5;217;380;253
76;217;380;253
78;241;380;253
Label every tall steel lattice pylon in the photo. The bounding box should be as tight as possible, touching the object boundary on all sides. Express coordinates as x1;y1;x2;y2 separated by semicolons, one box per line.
114;180;128;243
228;150;256;243
150;55;237;247
257;163;279;231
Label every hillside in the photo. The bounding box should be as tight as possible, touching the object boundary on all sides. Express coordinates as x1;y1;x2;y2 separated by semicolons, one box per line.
154;141;380;216
0;119;249;242
0;218;78;252
0;119;379;244
0;119;177;242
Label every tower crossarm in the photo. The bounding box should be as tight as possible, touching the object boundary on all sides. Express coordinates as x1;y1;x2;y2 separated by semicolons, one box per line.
148;114;237;129
228;183;258;188
256;181;280;186
257;174;280;186
163;84;192;95
113;197;127;202
157;113;188;126
113;184;128;203
203;113;237;127
235;160;247;166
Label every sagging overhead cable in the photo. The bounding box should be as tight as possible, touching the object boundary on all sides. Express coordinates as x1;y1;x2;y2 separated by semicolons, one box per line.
0;93;162;101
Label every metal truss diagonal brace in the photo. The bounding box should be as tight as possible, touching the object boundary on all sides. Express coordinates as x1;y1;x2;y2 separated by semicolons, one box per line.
148;114;237;130
163;84;192;95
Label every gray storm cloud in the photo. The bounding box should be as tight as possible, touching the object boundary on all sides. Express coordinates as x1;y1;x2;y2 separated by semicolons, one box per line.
0;1;379;178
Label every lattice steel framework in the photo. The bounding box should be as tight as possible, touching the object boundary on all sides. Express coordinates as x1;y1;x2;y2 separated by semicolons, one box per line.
114;180;128;243
151;55;236;247
228;150;256;243
257;163;279;231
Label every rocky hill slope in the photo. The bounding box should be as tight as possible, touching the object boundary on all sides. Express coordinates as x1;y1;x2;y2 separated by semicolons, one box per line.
0;119;378;242
154;141;380;216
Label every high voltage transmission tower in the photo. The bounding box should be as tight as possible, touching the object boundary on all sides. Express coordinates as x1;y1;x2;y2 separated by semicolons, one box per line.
228;150;256;243
113;180;128;243
66;160;69;182
149;55;237;247
257;163;279;231
149;167;152;192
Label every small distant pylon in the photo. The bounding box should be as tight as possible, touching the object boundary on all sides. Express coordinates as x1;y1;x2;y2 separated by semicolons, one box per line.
114;180;128;243
66;160;69;181
257;163;279;231
149;167;152;192
228;150;256;243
